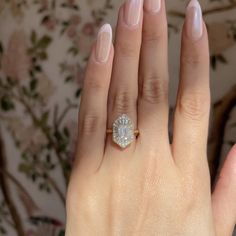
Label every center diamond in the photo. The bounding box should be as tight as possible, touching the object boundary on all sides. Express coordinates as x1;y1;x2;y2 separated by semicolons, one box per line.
112;114;134;149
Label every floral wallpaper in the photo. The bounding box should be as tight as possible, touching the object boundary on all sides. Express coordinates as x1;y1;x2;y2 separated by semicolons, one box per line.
0;0;235;235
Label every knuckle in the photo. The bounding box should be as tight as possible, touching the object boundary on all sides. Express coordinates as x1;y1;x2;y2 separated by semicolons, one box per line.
141;75;168;104
112;90;136;114
85;74;106;91
80;113;105;135
181;52;201;67
116;40;138;58
66;181;95;219
183;183;202;215
142;28;163;44
178;92;210;121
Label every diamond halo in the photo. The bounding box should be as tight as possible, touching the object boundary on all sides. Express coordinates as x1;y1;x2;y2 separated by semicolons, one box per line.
112;114;135;149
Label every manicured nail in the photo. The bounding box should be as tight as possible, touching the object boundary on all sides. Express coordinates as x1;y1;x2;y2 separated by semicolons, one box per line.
145;0;161;13
124;0;143;27
95;24;112;63
186;0;203;41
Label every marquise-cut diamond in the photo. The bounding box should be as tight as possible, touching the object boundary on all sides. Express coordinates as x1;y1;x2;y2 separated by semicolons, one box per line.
112;114;134;149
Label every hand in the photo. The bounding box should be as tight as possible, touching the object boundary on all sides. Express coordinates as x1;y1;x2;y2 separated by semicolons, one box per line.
65;0;236;235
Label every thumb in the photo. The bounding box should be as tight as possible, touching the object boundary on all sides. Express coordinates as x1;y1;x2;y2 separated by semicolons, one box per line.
212;144;236;236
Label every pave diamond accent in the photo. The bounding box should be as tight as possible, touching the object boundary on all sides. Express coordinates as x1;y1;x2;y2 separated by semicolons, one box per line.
112;114;134;149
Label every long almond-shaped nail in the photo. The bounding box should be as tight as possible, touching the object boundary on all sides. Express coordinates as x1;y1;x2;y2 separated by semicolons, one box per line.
145;0;161;13
186;0;203;41
95;24;112;63
124;0;143;27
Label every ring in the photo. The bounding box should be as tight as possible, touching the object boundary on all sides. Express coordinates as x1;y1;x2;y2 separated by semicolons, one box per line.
106;114;139;149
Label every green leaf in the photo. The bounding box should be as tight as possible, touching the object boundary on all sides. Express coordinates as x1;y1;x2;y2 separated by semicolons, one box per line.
1;96;15;111
0;226;6;234
38;51;48;60
46;154;51;163
210;55;217;70
63;127;70;137
228;141;235;147
58;230;65;236
58;143;67;153
31;173;38;182
34;65;42;72
22;153;28;161
75;88;81;98
41;15;50;25
68;46;78;56
37;35;52;49
46;186;51;193
62;21;69;26
18;163;31;175
65;76;73;83
42;111;49;123
39;182;45;190
31;30;37;44
30;78;38;91
6;77;16;86
22;86;31;97
73;5;79;10
54;130;63;141
217;54;227;64
0;42;3;55
49;164;56;170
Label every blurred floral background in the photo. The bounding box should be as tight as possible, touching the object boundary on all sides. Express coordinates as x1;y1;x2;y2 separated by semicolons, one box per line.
0;0;235;235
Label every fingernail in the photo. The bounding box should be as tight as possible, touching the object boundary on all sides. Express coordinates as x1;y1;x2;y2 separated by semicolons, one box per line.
124;0;143;27
95;24;112;63
186;0;203;41
145;0;161;13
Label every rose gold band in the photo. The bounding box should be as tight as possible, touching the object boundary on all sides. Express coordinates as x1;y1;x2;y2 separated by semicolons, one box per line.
106;129;139;136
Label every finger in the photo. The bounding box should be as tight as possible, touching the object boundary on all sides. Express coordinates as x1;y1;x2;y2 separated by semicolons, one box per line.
138;0;169;147
172;0;210;170
106;0;143;152
74;24;113;175
212;144;236;236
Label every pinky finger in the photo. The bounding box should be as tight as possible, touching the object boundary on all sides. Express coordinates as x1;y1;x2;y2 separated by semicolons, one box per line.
73;24;114;176
212;144;236;236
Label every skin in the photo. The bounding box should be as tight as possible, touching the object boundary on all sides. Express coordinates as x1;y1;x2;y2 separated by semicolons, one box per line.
65;0;236;235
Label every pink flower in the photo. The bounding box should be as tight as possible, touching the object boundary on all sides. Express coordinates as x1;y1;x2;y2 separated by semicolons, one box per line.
67;0;75;6
6;117;48;155
2;30;31;81
25;230;35;236
67;25;77;38
37;73;54;102
40;0;48;10
70;15;81;25
82;22;95;36
20;126;47;154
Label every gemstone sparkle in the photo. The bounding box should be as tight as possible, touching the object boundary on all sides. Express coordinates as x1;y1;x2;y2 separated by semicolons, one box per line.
112;114;134;149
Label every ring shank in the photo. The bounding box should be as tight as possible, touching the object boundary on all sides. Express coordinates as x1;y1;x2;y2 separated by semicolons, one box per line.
106;129;139;136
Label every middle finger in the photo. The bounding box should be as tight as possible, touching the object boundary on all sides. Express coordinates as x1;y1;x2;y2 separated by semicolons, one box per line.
138;0;169;147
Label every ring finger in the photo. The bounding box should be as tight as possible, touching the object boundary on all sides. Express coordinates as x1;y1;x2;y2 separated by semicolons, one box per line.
105;0;143;154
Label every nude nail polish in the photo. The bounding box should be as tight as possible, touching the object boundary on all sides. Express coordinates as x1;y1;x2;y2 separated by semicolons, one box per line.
95;24;112;63
186;0;203;41
124;0;143;27
145;0;161;13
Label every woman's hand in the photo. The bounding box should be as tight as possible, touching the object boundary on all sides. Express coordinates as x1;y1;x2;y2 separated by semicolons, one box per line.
65;0;236;235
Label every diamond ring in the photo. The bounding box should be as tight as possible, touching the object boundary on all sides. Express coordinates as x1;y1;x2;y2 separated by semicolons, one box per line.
106;114;139;149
